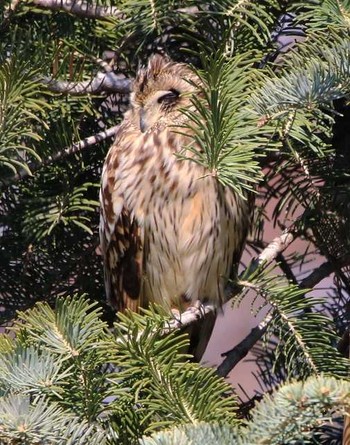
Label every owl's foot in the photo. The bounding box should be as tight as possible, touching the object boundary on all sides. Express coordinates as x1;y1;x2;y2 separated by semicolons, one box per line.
168;301;215;330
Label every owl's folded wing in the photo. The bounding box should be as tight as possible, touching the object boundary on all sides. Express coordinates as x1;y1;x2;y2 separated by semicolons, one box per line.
99;149;145;313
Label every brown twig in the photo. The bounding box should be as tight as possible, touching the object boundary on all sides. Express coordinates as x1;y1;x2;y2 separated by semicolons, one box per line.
2;125;120;188
217;312;273;378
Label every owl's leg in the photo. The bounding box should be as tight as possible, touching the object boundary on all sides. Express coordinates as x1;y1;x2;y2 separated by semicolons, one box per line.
167;301;217;361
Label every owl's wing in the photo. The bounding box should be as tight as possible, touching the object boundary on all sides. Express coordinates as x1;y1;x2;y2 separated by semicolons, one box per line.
99;140;145;313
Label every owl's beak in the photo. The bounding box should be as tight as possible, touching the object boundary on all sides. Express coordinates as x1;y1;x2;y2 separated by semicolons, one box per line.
140;108;147;133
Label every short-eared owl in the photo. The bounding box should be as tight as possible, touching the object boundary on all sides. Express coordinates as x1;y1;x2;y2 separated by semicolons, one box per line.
99;55;252;360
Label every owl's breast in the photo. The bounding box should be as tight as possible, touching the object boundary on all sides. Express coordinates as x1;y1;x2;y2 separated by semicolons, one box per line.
117;128;201;223
109;126;251;307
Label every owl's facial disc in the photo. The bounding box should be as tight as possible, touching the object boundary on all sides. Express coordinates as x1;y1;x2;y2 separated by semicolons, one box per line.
139;89;181;132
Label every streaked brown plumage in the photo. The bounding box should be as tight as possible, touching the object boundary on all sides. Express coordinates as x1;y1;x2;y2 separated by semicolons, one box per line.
99;55;252;360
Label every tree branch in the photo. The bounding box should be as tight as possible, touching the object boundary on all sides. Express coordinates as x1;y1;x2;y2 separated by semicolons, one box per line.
256;231;295;265
11;0;200;22
1;125;120;188
217;313;273;378
164;303;216;332
30;0;125;19
161;229;296;365
1;0;21;31
41;72;132;95
300;256;350;289
215;255;350;378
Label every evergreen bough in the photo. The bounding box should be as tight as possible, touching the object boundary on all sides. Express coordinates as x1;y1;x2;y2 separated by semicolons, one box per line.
1;0;350;442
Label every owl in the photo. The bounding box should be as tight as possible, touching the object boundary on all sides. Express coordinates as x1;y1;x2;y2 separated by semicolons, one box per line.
99;55;252;361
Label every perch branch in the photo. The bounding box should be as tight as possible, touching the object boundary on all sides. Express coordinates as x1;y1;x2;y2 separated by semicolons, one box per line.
165;229;296;352
164;303;216;332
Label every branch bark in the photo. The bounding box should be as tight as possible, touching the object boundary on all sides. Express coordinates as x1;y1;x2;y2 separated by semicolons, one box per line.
256;231;295;265
164;303;216;332
41;72;132;95
217;313;272;378
1;125;120;188
30;0;125;19
215;255;350;378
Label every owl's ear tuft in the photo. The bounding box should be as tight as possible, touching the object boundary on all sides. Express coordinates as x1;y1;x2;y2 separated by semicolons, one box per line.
147;53;172;78
135;54;172;94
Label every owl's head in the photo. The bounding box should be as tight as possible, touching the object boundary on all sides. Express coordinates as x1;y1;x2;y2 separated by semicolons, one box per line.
130;54;198;133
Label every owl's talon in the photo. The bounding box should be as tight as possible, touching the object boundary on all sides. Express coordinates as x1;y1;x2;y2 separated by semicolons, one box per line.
171;308;181;322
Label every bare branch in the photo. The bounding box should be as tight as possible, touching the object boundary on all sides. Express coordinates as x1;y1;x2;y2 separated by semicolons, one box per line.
257;231;295;265
299;261;335;289
1;125;120;188
276;253;298;285
46;124;120;163
217;313;273;378
215;255;350;378
300;256;350;289
30;0;125;19
41;72;132;95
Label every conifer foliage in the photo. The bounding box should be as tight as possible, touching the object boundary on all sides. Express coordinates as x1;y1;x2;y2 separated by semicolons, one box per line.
1;0;350;443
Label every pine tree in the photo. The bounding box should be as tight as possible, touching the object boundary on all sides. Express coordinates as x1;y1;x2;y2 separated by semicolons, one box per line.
1;0;350;443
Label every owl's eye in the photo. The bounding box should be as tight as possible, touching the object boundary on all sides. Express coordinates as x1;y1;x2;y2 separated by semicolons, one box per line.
158;89;180;104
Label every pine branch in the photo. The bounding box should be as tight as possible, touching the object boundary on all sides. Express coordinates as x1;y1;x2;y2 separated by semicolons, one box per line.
254;231;295;266
27;0;199;21
142;376;350;444
41;72;132;95
30;0;125;19
113;307;238;435
215;245;350;378
1;125;120;188
217;313;272;378
244;375;350;444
